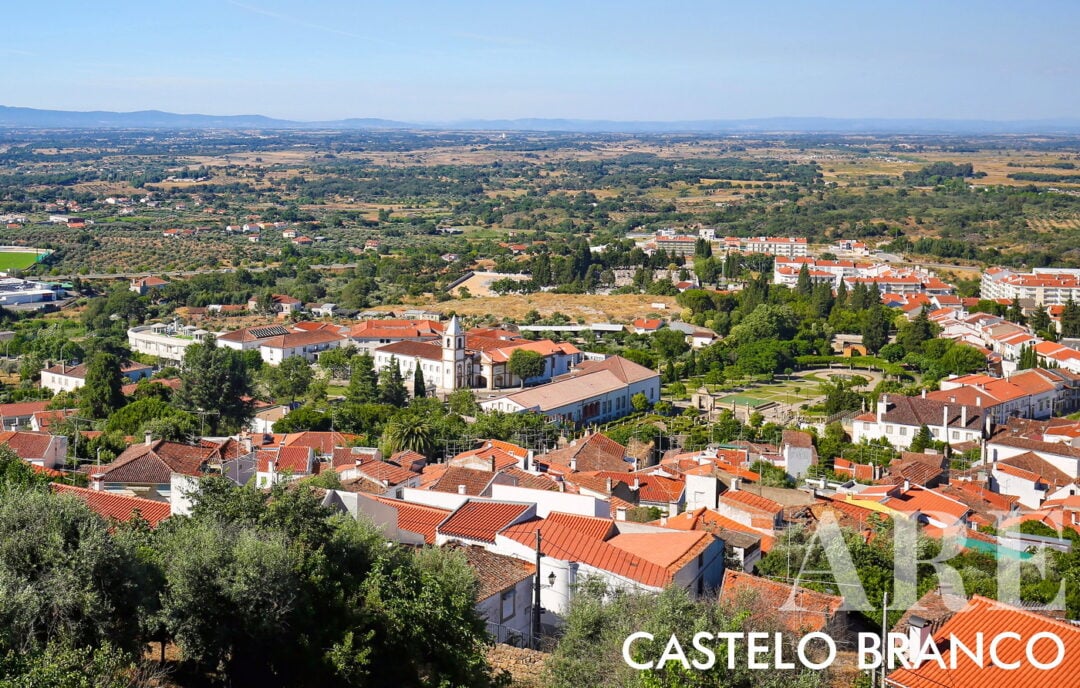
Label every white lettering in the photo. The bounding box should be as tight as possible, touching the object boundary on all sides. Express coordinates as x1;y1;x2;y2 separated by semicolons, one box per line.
1026;632;1065;671
622;632;654;670
858;633;883;670
989;632;1021;670
747;632;770;670
691;632;716;670
657;634;690;670
797;632;836;671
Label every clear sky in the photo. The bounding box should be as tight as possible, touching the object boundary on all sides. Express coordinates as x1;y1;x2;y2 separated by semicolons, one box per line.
3;0;1077;122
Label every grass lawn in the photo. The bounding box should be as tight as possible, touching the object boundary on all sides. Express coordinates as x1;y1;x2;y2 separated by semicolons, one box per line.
0;251;41;271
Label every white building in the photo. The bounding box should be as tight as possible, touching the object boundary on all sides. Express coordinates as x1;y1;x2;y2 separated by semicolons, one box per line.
981;267;1080;306
479;355;661;425
41;360;154;394
852;394;987;449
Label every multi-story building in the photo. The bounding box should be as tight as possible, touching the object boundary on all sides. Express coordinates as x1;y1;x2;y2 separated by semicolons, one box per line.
981;266;1080;306
722;236;808;258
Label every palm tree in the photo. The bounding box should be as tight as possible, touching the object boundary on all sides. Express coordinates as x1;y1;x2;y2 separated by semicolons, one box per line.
382;414;435;458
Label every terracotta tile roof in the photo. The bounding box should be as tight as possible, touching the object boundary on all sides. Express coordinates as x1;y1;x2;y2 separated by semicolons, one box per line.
255;446;313;474
430;466;496;496
437;500;531;543
282;431;358;455
121;377;181;397
259;329;344;349
375;339;443;360
348;319;443;340
217;324;291;343
654;507;773;551
500;513;677;588
0;401;51;419
51;483;171;527
450;444;521;471
499;468;558;491
359;494;450;544
579;470;685;503
988;432;1080;458
447;543;535;600
418;463;448;488
879;485;972;523
719;570;844;634
355;459;417;486
607;530;714;569
877;394;985;431
885;595;1080;688
0;430;56;460
994;451;1072;488
93;440;215;483
536;433;631;474
889;587;969;636
388;449;426;469
720;489;784;515
782;429;814;448
484;338;582;364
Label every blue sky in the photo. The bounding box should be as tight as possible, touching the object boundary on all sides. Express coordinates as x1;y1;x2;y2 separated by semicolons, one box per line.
2;1;1077;121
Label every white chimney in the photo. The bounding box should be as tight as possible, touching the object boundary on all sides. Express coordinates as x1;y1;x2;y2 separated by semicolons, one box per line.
942;405;949;435
605;477;613;493
976;396;982;407
569;457;577;471
632;477;640;490
903;479;911;492
731;477;741;492
908;616;933;669
457;484;467;495
878;394;888;422
921;389;927;399
961;406;968;428
145;431;153;446
615;506;627;521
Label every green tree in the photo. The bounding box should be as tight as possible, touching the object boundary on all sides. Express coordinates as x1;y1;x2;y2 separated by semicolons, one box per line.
795;262;812;295
78;352;124;419
897;310;936;354
413;364;426;398
264;356;314;403
651;328;690;360
631;392;651;412
861;305;891;354
1018;343;1038;370
175;334;254;434
378;357;409;407
909;424;934;453
1063;299;1080;338
346;353;379;404
508;349;546;386
382;412;436;457
1030;306;1052;337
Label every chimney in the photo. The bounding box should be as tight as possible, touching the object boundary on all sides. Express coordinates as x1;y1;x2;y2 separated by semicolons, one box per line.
976;396;982;407
908;616;933;668
961;406;968;428
490;456;496;472
241;435;253;454
903;479;911;492
949;395;956;403
525;449;533;471
615;506;627;521
457;484;467;495
731;477;741;492
569;457;577;472
632;477;640;490
878;394;888;422
942;405;950;436
605;477;613;493
921;389;926;399
145;431;153;446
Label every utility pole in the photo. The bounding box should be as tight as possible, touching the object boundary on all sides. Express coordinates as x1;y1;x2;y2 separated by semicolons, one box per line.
533;529;543;650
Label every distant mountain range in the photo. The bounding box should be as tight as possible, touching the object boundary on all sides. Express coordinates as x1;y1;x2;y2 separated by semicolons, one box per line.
2;104;1080;134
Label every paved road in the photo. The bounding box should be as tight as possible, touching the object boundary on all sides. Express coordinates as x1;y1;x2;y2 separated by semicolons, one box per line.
34;263;361;281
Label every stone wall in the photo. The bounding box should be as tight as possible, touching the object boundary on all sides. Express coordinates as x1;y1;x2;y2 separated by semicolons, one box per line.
487;644;549;688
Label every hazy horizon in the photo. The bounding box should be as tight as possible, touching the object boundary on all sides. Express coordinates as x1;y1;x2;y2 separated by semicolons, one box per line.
4;1;1078;122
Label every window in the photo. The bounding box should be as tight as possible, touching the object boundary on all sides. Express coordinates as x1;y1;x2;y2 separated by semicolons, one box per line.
951;431;959;440
899;427;907;436
500;588;516;622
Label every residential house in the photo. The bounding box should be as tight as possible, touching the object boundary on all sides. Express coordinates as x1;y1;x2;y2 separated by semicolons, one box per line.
51;483;171;527
852;394;987;449
129;276;169;295
719;570;848;638
41;360;154;394
0;430;68;469
449;543;536;645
